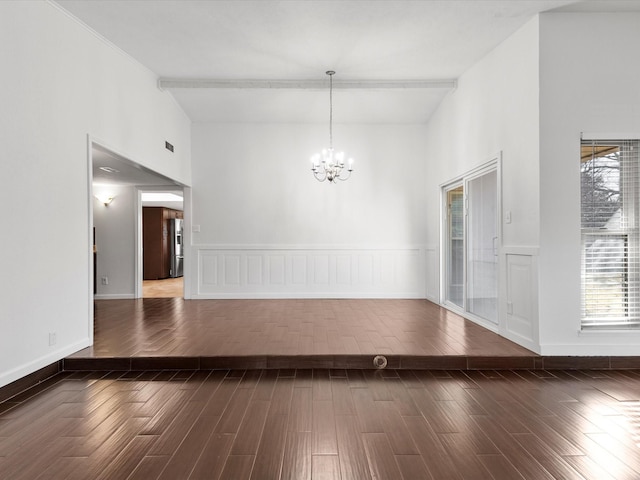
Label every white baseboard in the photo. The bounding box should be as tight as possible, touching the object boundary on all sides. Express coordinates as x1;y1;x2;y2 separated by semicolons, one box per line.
0;338;91;389
94;293;136;300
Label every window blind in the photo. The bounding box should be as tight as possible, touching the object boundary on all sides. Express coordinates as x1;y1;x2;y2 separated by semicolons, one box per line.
581;139;640;328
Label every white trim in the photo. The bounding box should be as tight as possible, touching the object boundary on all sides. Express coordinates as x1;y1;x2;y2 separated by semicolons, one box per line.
579;139;640;331
135;185;185;299
94;294;136;300
88;138;187;303
439;152;501;189
540;344;640;356
182;186;193;299
134;188;142;299
578;329;640;336
47;1;159;79
192;243;429;251
439;152;501;316
440;180;464;307
191;292;426;300
502;245;540;256
86;135;94;344
501;252;540;353
581;132;640;140
0;338;90;389
159;78;457;90
425;244;439;302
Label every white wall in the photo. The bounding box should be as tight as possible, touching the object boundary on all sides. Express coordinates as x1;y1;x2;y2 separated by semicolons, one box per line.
538;12;640;355
0;1;191;388
93;186;136;298
189;123;428;298
424;16;540;248
423;17;541;350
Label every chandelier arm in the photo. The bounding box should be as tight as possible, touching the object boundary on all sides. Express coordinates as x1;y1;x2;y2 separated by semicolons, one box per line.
337;168;352;181
313;170;327;182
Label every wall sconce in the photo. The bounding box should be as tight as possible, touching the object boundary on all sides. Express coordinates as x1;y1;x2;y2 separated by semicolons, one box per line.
95;194;115;206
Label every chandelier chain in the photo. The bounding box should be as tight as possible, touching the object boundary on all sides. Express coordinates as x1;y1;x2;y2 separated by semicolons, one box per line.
328;70;334;150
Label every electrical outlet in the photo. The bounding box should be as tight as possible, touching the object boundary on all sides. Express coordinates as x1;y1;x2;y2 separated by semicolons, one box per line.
49;332;57;346
101;276;108;285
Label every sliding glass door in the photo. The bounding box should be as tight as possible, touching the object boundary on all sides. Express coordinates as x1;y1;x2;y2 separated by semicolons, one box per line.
443;167;498;324
445;185;464;308
467;170;498;322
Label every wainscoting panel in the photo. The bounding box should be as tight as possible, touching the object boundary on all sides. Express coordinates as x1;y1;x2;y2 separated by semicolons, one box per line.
336;255;352;285
504;250;539;351
200;251;218;287
268;255;286;285
223;255;241;286
291;255;307;285
425;245;439;302
194;246;427;298
313;255;330;285
358;254;375;285
247;255;263;285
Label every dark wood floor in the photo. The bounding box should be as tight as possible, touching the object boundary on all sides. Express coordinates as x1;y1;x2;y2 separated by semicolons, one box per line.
65;298;638;371
2;367;640;479
4;299;640;478
74;298;533;357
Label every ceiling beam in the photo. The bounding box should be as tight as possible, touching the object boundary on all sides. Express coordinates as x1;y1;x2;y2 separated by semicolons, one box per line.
158;78;457;90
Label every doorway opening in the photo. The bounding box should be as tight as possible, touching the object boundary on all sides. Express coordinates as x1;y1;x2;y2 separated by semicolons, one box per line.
89;141;186;302
442;157;500;329
140;190;185;299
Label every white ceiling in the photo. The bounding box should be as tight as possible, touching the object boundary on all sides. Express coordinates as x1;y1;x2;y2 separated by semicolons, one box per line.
92;145;181;187
53;0;640;124
93;145;184;208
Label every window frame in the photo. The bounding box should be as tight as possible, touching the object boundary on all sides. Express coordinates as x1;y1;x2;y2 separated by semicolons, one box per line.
580;139;640;329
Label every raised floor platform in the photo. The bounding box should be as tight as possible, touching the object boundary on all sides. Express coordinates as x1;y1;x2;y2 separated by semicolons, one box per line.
2;298;640;405
61;298;640;372
62;353;640;372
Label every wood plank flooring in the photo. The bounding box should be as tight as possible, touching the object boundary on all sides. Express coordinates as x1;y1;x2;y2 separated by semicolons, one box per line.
142;278;183;298
74;298;532;358
64;298;640;371
2;368;640;479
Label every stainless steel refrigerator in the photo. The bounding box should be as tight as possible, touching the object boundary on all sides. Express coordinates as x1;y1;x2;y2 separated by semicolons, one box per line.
169;218;184;278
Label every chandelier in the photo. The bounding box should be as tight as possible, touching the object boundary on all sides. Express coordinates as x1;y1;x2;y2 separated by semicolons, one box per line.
310;71;354;182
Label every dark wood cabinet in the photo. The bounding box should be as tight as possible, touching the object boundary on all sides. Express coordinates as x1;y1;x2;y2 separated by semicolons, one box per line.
143;207;181;280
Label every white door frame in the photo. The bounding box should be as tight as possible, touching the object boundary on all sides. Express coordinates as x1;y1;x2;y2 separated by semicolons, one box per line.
87;136;188;312
135;185;186;298
440;153;502;332
441;181;465;312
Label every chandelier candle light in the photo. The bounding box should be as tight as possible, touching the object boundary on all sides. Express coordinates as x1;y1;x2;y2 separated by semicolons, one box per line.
310;70;354;183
